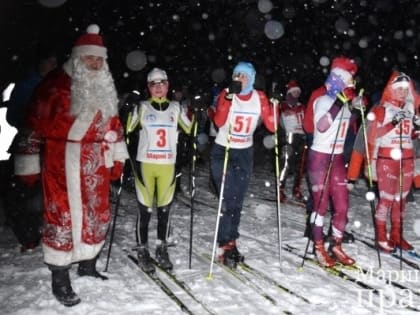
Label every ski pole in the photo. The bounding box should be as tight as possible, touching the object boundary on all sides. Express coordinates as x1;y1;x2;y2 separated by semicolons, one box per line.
399;123;403;270
272;98;283;270
300;95;346;270
358;89;382;268
188;112;199;269
104;169;125;272
207;121;232;280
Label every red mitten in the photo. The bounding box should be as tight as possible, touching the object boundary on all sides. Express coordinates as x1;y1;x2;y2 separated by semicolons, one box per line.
18;174;40;187
110;161;124;181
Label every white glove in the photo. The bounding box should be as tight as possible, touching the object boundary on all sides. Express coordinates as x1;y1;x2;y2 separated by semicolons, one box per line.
270;98;280;106
413;115;420;127
351;96;365;112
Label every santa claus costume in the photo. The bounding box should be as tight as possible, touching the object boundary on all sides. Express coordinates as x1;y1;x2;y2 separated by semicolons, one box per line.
17;24;128;306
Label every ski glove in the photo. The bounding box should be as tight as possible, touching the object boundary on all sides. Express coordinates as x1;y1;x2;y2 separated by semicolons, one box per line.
350;96;366;112
110;161;124;181
413;115;420;129
227;81;242;95
392;110;407;126
269;97;280;106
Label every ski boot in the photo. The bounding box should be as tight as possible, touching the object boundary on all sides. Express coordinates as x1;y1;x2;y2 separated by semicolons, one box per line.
50;266;81;307
137;244;156;274
280;189;286;203
329;237;355;266
314;240;335;268
228;240;245;263
390;225;414;251
218;243;237;268
155;242;173;271
77;257;108;280
342;230;355;244
293;187;303;201
375;221;395;253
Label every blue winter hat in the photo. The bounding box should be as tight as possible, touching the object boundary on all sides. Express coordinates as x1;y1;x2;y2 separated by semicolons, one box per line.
232;62;256;95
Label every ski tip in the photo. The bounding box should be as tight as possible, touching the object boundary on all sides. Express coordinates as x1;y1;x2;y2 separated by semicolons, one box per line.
206;274;214;281
297;266;304;272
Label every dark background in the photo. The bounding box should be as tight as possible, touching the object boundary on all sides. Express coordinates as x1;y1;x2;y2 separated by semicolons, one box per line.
1;0;419;101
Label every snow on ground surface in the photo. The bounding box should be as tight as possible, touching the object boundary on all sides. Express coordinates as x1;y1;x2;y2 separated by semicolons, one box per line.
2;149;420;315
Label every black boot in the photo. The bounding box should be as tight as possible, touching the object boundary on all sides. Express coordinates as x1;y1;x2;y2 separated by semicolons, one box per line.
137;244;156;274
228;240;244;263
77;257;108;280
50;265;81;307
218;242;237;269
155;241;173;271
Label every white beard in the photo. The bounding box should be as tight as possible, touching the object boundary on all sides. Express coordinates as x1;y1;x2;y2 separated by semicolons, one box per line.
70;57;118;121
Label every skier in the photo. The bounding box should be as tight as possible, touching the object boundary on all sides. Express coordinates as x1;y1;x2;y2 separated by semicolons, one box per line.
366;72;418;252
14;24;128;306
307;57;360;267
209;61;277;267
278;80;306;201
303;57;357;244
127;68;193;273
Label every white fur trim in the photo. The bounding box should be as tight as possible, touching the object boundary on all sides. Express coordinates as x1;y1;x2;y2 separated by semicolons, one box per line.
42;243;73;266
392;81;410;89
112;140;129;162
68;113;96;141
87;24;100;34
14;154;40;175
65;142;84;262
72;45;107;58
43;241;104;266
287;86;301;94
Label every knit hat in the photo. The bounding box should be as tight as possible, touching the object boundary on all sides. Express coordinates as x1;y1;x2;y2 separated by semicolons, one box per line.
72;24;107;58
286;80;301;94
232;61;256;95
147;68;168;83
330;57;358;84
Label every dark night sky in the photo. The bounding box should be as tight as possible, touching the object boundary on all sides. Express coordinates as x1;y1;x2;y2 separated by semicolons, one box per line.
1;0;419;101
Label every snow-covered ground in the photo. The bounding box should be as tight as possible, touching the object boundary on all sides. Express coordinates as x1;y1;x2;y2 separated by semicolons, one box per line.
2;146;420;315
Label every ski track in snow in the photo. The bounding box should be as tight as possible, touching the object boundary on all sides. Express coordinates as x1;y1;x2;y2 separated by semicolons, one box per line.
1;157;420;314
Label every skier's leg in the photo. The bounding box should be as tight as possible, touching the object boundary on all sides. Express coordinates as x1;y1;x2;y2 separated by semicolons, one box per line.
134;162;156;273
329;155;355;265
151;164;177;270
307;150;335;267
226;147;253;262
390;158;414;250
375;158;398;252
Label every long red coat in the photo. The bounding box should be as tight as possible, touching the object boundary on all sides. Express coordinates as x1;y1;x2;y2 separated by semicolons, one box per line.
23;68;128;266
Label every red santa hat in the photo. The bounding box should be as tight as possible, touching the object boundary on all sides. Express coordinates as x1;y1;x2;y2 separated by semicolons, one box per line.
286;80;301;95
72;24;107;58
330;57;358;84
391;72;411;89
